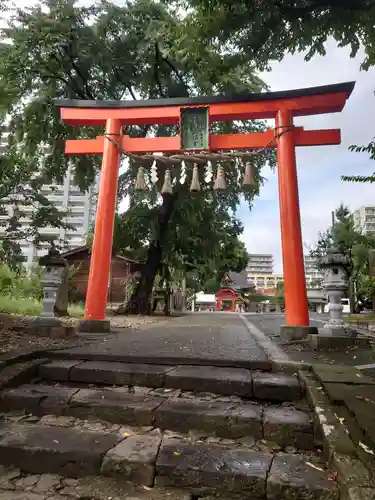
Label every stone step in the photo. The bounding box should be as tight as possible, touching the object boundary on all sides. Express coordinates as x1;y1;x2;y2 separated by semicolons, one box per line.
157;438;338;500
0;470;191;500
0;423;338;499
0;384;315;449
38;360;303;401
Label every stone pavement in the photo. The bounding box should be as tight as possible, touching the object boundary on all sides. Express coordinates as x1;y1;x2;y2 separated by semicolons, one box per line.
47;313;271;369
0;312;375;498
243;312;324;338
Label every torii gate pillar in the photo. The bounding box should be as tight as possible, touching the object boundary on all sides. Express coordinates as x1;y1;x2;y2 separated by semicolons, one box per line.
85;119;122;321
276;108;309;326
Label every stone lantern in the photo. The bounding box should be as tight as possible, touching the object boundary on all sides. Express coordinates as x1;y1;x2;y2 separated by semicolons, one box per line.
319;246;349;335
38;248;66;319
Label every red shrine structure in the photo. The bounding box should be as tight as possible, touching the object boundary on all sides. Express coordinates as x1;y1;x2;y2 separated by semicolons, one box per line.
54;81;354;327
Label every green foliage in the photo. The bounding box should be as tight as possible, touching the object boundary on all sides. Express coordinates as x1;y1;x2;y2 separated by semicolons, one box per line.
310;204;373;278
0;262;84;316
0;295;42;316
310;203;375;305
342;174;375;183
0;0;271;284
174;0;375;172
0;263;43;300
175;0;375;70
115;194;250;290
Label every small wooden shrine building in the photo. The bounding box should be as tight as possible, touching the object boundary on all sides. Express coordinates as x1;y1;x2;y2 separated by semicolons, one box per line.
215;271;254;312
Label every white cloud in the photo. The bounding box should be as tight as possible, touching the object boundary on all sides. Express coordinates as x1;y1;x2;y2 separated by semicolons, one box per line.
241;40;375;273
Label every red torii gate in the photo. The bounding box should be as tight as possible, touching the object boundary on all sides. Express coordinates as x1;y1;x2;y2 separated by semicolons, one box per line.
54;81;354;328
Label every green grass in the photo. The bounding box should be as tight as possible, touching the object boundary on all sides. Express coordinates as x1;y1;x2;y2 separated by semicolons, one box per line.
67;303;85;317
0;294;84;318
346;314;375;324
0;294;42;316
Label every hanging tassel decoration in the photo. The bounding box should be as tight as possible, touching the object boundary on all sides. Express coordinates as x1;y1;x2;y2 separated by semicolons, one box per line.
161;169;173;195
242;162;256;190
190;164;200;192
135;166;147;192
213;164;226;191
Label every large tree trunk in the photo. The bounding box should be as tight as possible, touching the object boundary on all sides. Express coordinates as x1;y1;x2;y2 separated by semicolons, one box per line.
122;193;177;315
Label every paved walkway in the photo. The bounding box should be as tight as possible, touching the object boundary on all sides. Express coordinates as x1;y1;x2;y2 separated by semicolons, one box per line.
52;313;270;369
243;312;324;337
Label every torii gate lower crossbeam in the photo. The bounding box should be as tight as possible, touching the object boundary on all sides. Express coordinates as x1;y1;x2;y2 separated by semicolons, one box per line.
54;81;354;327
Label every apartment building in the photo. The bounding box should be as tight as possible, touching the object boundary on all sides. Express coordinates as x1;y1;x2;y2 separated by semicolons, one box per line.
0;162;98;267
249;273;283;292
304;254;324;288
246;254;274;275
353;205;375;235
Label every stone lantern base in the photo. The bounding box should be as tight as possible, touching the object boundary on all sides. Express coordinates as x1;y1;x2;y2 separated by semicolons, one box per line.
27;317;76;338
308;329;372;350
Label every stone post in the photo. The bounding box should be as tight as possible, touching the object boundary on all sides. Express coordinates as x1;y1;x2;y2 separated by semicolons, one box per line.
39;250;66;318
27;248;75;338
319;247;349;335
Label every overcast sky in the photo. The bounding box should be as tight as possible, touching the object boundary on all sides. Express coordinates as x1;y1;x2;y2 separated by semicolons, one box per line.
239;39;375;273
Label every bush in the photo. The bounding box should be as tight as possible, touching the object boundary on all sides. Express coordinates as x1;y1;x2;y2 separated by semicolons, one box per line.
67;303;85;317
0;264;43;300
0;294;42;316
0;264;84;317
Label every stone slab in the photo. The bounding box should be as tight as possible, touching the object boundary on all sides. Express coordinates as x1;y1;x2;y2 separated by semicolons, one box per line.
58;475;192;500
309;334;372;351
45;314;271;370
313;365;375;385
101;434;161;486
0;384;78;415
0;360;44;390
253;373;303;402
0;493;46;500
156;437;272;497
70;361;172;387
0;385;43;414
267;453;339;499
323;383;375;405
332;453;375;488
154;398;262;439
263;407;314;450
0;422;120;477
343;399;375;453
164;365;252;397
38;360;83;381
300;371;359;459
345;487;375;500
68;388;163;425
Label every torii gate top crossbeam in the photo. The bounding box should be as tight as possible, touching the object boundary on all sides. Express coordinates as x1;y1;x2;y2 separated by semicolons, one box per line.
54;81;355;126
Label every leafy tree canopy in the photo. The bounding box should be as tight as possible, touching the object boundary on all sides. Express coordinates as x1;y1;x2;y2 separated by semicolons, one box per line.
173;0;375;183
309;203;375;306
0;0;273;310
175;0;375;70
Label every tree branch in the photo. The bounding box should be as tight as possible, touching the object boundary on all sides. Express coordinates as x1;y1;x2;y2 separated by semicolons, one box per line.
154;43;167;98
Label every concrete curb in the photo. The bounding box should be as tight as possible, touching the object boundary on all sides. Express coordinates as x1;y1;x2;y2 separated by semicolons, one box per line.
239;314;290;365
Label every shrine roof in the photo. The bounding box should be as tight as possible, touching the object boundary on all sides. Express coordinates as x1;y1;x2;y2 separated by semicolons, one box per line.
54;81;354;110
